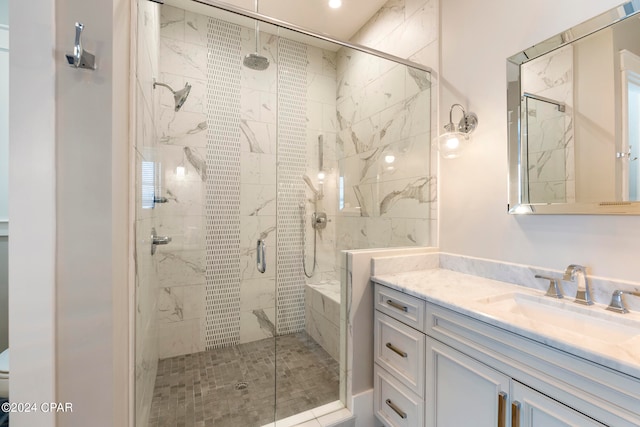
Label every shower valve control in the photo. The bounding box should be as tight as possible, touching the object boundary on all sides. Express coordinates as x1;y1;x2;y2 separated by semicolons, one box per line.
151;227;172;255
312;212;330;230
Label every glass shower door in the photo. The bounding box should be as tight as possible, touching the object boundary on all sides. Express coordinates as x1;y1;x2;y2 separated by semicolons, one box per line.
133;3;280;426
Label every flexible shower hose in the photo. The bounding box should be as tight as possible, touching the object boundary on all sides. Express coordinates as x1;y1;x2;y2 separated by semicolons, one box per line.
300;204;317;278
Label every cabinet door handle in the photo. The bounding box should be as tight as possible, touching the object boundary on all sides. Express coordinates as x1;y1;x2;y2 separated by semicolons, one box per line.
385;342;408;358
386;299;408;312
512;401;521;427
385;399;407;419
497;391;507;427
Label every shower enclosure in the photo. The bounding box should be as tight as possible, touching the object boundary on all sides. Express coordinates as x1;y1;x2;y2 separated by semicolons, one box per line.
133;0;433;426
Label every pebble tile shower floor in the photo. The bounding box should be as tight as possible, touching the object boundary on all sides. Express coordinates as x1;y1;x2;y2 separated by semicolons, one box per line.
148;332;340;427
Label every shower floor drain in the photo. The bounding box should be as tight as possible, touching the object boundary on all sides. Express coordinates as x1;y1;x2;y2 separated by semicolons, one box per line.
235;382;248;390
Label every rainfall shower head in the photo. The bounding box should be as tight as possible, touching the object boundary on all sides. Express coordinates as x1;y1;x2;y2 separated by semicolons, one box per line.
243;52;270;71
243;0;270;71
153;81;192;112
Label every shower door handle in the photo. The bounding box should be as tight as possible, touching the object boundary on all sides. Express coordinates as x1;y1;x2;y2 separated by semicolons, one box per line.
256;239;266;273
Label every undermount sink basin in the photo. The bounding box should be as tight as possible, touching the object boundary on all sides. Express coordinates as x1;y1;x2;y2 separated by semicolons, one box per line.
474;292;640;344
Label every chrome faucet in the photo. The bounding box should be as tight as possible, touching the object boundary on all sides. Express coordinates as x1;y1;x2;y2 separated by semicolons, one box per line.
563;264;593;305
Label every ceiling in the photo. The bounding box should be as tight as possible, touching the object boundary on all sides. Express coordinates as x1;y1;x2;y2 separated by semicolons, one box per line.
186;0;389;41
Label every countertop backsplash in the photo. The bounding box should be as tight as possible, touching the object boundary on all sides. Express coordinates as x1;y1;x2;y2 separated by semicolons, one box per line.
371;251;640;312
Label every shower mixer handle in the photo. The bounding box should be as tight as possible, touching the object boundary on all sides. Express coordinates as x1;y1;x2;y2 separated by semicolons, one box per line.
312;212;330;230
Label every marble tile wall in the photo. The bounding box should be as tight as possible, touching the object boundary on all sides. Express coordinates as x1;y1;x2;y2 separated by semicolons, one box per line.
521;45;575;204
303;47;339;284
134;1;161;426
439;253;640;312
335;0;437;253
366;250;640;314
305;281;341;361
237;19;280;345
155;6;341;353
154;0;437;360
155;5;208;358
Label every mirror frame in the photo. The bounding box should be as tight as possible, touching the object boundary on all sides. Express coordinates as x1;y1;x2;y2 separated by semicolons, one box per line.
507;1;640;215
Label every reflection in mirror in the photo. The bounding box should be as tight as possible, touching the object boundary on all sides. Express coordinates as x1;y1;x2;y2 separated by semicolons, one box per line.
521;93;570;204
507;1;640;214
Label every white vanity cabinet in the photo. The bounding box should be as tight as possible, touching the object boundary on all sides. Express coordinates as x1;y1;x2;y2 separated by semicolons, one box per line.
426;338;605;427
511;382;605;427
374;285;426;427
426;338;510;427
373;282;640;427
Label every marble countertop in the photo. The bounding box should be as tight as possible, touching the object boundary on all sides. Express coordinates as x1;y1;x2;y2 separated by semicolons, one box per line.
372;268;640;380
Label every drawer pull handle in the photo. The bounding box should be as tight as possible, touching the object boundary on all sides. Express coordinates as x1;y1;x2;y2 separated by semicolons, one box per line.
386;299;408;312
385;342;408;358
512;401;521;427
385;399;407;419
497;392;507;427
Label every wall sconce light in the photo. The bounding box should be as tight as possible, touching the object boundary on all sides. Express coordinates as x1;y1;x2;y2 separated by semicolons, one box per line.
434;104;478;159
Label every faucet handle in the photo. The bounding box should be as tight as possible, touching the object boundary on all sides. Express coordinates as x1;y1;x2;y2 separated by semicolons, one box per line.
535;275;563;299
606;290;640;314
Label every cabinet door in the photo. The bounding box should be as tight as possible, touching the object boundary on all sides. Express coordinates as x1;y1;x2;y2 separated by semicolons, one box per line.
426;338;510;427
511;382;605;427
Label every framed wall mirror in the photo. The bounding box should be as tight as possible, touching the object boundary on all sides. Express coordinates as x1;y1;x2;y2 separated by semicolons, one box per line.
507;1;640;214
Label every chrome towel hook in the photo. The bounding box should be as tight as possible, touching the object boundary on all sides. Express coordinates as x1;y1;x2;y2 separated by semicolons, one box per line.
65;22;96;70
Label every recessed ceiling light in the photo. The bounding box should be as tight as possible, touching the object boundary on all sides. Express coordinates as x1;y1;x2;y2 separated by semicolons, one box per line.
329;0;342;9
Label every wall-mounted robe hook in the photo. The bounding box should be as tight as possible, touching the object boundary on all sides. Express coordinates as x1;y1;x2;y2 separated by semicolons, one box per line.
65;22;96;70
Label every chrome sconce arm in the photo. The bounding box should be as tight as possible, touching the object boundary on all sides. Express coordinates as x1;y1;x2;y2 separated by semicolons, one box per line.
433;104;478;159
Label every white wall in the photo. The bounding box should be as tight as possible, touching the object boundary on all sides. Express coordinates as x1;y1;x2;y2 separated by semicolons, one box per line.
0;7;8;352
54;0;130;425
438;0;640;282
9;0;56;425
0;15;7;225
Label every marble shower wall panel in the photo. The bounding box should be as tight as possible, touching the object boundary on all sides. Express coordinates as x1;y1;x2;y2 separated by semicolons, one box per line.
134;1;160;426
157;5;326;348
238;22;279;344
305;47;338;282
156;5;208;358
336;48;433;251
348;0;439;244
276;38;308;335
521;44;575;203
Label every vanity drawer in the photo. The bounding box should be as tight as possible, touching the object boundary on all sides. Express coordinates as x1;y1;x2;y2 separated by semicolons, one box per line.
374;311;425;397
374;364;424;427
375;283;426;332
